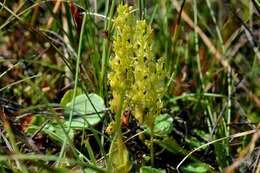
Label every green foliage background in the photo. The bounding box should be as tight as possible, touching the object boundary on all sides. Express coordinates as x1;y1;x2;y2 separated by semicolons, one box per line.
0;0;259;172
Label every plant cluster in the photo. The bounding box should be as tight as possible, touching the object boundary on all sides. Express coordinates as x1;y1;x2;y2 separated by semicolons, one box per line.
108;5;167;172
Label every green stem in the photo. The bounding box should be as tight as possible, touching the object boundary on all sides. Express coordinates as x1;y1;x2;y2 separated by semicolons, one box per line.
150;122;155;167
114;94;124;139
57;12;88;166
86;140;97;165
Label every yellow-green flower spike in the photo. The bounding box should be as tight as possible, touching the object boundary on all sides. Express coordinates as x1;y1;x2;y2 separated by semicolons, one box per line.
109;4;166;127
109;4;135;114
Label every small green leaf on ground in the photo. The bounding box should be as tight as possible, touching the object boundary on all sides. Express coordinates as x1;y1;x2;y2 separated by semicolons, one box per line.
60;88;83;106
182;163;210;173
64;93;106;128
109;137;132;173
140;166;166;173
43;123;74;143
145;114;173;136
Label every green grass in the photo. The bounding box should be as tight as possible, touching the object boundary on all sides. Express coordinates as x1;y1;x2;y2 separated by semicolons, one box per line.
0;0;259;172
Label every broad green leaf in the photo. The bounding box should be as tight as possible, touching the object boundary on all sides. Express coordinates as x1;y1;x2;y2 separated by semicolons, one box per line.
182;163;209;173
84;168;97;173
43;123;74;143
48;168;71;173
64;93;106;128
154;137;188;155
109;137;132;173
154;114;173;136
43;93;105;142
145;114;173;136
140;166;166;173
60;88;83;106
39;168;71;173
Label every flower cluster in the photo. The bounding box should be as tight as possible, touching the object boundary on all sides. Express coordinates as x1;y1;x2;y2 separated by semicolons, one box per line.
109;4;166;126
108;5;135;114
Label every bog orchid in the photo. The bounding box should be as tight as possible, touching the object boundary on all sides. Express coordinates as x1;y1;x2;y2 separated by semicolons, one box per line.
109;5;166;127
